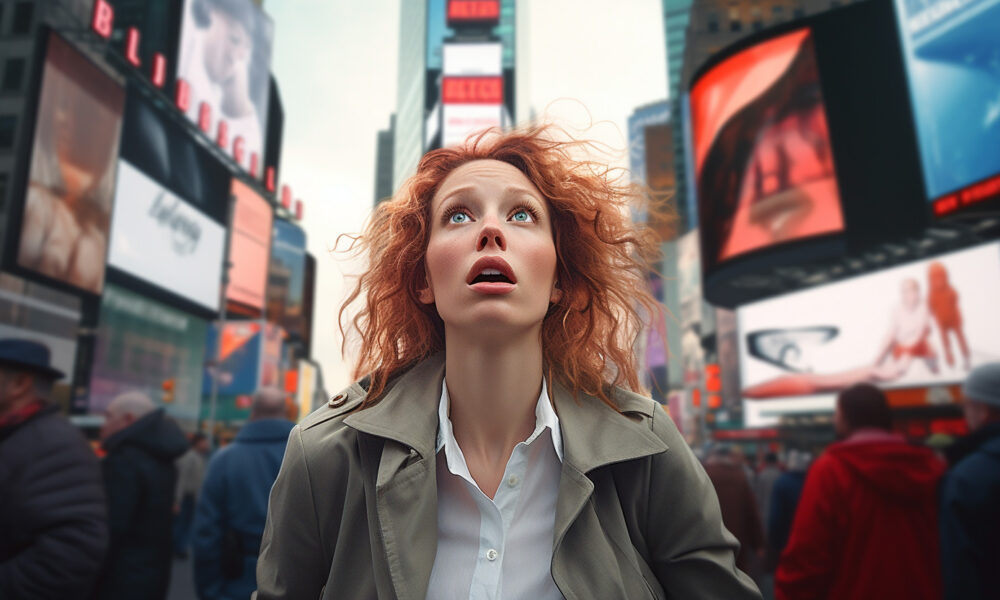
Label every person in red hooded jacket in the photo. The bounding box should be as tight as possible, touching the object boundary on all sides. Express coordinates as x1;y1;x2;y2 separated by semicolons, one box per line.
775;383;945;600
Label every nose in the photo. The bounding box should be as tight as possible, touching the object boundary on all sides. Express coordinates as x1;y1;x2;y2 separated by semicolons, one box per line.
477;223;506;252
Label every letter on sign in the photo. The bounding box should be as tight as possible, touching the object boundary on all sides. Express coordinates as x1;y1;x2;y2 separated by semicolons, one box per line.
441;77;504;104
126;28;141;67
198;102;211;133
281;185;292;209
152;53;167;88
175;79;191;112
233;136;245;165
91;0;114;39
266;167;276;192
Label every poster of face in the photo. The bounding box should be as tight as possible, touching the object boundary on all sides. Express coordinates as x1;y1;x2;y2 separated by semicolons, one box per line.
176;0;274;174
16;33;124;294
690;29;844;266
90;284;208;429
894;0;1000;203
227;179;273;311
738;242;1000;426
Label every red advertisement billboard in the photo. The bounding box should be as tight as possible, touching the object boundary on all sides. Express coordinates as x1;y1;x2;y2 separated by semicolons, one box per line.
227;179;273;311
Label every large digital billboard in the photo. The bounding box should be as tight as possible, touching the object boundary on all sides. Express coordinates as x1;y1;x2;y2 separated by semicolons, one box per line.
203;320;262;396
107;161;226;312
176;0;274;174
894;0;1000;216
90;284;208;429
227;179;272;312
690;29;844;268
265;220;307;341
738;242;1000;426
15;32;123;295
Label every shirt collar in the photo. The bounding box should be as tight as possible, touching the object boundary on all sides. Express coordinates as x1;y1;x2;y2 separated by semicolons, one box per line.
435;376;564;464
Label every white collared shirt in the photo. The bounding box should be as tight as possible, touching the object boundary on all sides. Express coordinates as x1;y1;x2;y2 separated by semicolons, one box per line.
425;378;565;600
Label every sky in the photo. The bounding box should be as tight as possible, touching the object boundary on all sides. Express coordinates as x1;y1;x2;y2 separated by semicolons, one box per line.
268;0;668;394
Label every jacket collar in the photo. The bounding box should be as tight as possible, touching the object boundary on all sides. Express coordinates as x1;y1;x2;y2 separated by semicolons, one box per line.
344;353;667;474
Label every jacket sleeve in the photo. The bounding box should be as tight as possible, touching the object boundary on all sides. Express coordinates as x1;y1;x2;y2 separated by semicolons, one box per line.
254;425;329;599
103;452;141;542
774;458;838;600
192;452;227;600
646;411;762;599
939;464;988;600
0;427;109;599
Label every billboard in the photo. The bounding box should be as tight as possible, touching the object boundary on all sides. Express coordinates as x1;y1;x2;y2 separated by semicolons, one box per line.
447;0;500;26
203;320;262;396
738;242;1000;426
90;284;208;428
265;220;307;341
690;29;844;267
15;32;123;295
107;161;227;312
227;179;273;311
176;0;274;174
441;41;503;148
894;0;1000;216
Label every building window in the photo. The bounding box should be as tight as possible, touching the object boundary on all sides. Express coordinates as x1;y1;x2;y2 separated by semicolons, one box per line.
751;6;764;29
707;12;720;32
12;2;33;35
773;5;786;20
2;58;25;93
729;5;742;31
0;115;16;149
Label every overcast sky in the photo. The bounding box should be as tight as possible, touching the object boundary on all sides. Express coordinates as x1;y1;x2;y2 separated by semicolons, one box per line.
268;0;667;393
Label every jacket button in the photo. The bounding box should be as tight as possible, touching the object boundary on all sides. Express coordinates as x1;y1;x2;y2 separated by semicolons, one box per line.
328;394;347;408
486;548;498;561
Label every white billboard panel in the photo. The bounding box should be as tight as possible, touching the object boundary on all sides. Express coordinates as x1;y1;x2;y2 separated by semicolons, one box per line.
108;160;226;312
442;104;503;147
739;242;1000;426
443;43;502;76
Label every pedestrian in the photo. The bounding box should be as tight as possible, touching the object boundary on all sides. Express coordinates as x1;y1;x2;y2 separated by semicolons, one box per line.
754;452;782;532
775;384;944;600
255;126;762;599
0;339;108;598
174;432;210;559
94;391;189;600
703;444;765;574
939;362;1000;600
767;450;810;566
192;387;294;600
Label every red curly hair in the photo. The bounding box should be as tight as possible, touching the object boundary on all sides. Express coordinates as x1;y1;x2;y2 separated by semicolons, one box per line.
340;125;668;410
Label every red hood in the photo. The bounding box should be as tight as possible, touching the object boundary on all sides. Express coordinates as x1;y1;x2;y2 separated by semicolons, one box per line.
826;438;944;500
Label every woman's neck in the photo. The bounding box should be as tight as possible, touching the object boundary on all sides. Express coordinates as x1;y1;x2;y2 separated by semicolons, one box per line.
443;328;544;473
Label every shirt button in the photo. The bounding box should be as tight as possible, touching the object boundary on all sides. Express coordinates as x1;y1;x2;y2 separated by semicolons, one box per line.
507;475;520;487
486;548;499;561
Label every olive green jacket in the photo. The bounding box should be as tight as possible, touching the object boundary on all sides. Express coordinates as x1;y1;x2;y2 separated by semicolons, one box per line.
255;355;761;599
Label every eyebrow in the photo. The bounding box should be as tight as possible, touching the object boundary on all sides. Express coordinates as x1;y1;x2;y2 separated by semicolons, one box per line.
436;185;544;210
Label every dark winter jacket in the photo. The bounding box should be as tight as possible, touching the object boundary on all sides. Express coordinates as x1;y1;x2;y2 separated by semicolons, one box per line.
775;430;945;600
702;457;764;574
192;418;294;600
94;408;189;600
939;422;1000;600
767;470;806;562
0;403;108;598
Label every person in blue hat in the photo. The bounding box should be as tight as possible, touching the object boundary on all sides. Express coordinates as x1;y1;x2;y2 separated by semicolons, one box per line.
0;338;109;598
940;362;1000;600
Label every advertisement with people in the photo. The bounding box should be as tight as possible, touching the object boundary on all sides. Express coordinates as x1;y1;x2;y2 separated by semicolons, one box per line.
16;32;124;295
227;179;273;312
894;0;1000;205
107;161;227;312
176;0;274;174
738;242;1000;425
690;28;844;267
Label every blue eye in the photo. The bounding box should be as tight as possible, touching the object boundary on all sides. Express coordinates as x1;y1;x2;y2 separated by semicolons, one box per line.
512;210;531;222
449;212;470;224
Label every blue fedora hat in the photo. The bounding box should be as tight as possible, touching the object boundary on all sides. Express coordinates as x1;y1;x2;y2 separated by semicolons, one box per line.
0;338;65;380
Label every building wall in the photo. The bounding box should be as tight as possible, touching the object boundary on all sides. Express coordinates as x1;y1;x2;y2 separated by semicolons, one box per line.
392;0;427;190
374;114;395;205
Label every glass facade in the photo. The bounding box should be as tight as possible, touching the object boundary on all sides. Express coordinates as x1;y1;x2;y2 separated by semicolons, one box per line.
392;0;428;189
663;0;694;231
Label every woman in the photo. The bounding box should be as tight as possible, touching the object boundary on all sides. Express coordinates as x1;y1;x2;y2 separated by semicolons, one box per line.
256;127;760;599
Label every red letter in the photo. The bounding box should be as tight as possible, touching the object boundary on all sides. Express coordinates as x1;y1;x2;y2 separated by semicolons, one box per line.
265;167;276;192
294;200;303;221
198;102;211;132
216;120;228;149
151;53;167;88
232;136;245;165
91;0;114;39
250;153;260;178
126;27;141;67
175;79;190;112
281;185;292;209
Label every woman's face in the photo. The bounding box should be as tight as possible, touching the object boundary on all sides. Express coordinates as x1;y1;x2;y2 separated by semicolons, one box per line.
202;8;252;85
421;160;561;337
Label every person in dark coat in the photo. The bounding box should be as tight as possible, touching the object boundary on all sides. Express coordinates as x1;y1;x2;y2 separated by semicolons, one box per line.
0;339;108;598
940;362;1000;600
766;450;811;568
192;387;294;600
703;444;765;574
94;391;189;600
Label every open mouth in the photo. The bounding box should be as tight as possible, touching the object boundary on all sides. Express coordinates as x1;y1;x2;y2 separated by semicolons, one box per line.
470;269;514;284
466;257;517;286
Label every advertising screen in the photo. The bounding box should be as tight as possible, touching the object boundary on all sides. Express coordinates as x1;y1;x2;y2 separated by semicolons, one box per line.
738;242;1000;426
90;284;208;428
227;179;273;311
16;33;124;294
690;29;844;267
894;0;1000;215
176;0;274;174
265;220;307;341
107;161;226;312
203;320;262;396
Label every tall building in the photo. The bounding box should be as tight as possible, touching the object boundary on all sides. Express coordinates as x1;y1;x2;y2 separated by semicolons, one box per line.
374;114;395;204
662;0;694;233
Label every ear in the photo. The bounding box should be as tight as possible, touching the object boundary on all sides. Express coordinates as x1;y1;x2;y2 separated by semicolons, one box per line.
549;280;563;304
417;270;435;305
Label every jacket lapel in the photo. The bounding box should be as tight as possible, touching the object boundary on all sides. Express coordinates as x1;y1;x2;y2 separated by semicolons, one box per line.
345;356;445;600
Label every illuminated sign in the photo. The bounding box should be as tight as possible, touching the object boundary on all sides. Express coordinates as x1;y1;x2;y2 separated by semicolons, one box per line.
933;173;1000;217
447;0;500;25
443;43;503;76
442;104;503;147
442;76;504;104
